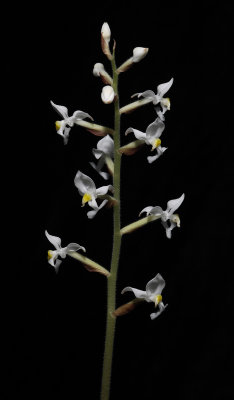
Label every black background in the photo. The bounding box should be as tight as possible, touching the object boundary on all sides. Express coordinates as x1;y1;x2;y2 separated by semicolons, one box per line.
4;2;233;399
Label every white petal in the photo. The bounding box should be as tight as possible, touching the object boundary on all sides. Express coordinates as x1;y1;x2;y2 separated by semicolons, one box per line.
54;259;62;273
74;171;96;196
156;78;174;99
87;209;98;219
66;243;86;252
87;200;107;219
146;118;165;140
92;149;104;160
121;286;147;299
162;220;176;239
137;90;156;100
147;147;167;163
63;127;71;145
166;193;185;217
147;154;160;163
139;206;154;216
88;197;99;210
96;185;114;196
97;135;114;156
45;230;61;250
155;106;165;121
148;206;163;216
146;273;165;297
50;101;68;119
125;128;146;141
72;111;93;121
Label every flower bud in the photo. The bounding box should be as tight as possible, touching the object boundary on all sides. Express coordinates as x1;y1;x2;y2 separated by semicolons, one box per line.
93;63;113;85
101;22;112;60
93;63;105;77
101;22;111;43
132;47;149;63
101;85;115;104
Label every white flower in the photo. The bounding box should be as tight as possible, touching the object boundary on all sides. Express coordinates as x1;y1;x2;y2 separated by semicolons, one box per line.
101;86;115;104
50;101;93;144
45;230;86;272
74;171;114;219
121;273;168;320
132;47;149;63
140;194;185;238
125;117;167;163
131;78;173;115
90;135;114;180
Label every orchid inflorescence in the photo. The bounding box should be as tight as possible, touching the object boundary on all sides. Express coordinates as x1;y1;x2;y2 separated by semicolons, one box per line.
45;21;185;400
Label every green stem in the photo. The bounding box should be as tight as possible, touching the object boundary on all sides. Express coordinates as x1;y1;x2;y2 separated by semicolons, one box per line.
100;51;122;400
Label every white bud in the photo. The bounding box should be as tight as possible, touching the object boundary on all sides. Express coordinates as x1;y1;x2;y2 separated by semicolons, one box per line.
101;22;111;43
132;47;149;63
93;63;105;77
101;85;115;104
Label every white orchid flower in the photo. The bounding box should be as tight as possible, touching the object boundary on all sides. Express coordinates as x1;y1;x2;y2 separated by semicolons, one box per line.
140;193;185;238
90;135;114;180
125;117;167;163
50;101;93;144
45;230;86;272
121;273;168;320
131;78;173;115
74;171;114;219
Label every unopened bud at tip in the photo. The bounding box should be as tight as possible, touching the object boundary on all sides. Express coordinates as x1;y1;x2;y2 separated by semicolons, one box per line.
132;47;149;63
101;85;115;104
101;22;111;42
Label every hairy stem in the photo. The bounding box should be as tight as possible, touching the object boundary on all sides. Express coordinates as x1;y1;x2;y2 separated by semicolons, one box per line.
100;50;121;400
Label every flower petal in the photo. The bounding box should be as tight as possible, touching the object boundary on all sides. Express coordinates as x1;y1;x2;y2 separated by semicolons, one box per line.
96;185;114;196
54;259;62;273
92;149;104;160
148;206;163;216
97;135;114;156
150;302;168;319
146;273;165;297
50;101;68;119
125;127;146;141
66;243;86;253
139;206;154;216
74;171;96;196
73;111;94;121
146;118;165;140
121;286;147;299
136;90;156;100
45;230;61;250
156;78;174;99
166;193;185;217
